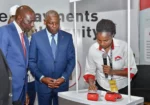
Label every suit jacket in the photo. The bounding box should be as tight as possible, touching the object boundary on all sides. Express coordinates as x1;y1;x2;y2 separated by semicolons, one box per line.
0;49;12;105
29;29;75;93
0;23;29;101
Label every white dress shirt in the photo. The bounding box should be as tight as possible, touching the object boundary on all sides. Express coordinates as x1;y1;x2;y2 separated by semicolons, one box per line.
46;29;58;45
84;38;137;91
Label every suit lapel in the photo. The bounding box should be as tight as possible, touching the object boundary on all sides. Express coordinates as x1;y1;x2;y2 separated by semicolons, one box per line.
43;29;54;60
55;30;64;60
10;23;25;63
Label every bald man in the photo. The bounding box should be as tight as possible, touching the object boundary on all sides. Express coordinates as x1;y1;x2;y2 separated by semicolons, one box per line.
29;10;75;105
0;5;35;105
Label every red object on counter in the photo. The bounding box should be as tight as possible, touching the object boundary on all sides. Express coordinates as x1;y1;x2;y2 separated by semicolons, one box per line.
105;92;122;102
87;93;99;101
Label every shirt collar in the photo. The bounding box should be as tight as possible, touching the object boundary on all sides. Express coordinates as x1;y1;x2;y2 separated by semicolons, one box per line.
96;38;120;51
13;21;23;34
46;28;58;38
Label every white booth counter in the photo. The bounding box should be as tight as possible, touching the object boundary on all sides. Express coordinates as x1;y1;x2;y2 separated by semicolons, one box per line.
58;89;144;105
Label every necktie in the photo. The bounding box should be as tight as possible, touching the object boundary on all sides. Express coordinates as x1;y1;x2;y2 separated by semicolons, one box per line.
20;32;26;57
51;35;56;58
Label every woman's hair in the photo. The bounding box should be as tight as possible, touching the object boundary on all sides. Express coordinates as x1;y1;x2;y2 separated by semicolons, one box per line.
96;19;116;35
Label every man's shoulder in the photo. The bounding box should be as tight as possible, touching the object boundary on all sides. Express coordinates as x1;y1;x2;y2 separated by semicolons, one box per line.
0;24;10;31
32;29;46;37
59;30;72;37
0;23;15;36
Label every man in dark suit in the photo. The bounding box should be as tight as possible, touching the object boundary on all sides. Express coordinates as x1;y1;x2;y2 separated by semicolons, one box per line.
0;5;35;105
29;10;75;105
0;49;12;105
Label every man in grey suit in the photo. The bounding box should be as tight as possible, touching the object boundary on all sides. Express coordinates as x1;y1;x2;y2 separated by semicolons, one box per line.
0;49;12;105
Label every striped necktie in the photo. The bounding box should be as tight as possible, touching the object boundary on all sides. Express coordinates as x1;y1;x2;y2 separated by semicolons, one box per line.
20;32;26;57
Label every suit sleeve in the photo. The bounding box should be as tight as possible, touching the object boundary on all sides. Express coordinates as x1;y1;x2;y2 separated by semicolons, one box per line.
29;35;43;81
62;35;75;80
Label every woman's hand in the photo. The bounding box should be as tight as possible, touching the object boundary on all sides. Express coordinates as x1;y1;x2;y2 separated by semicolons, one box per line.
88;78;97;91
88;83;97;91
102;65;112;75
